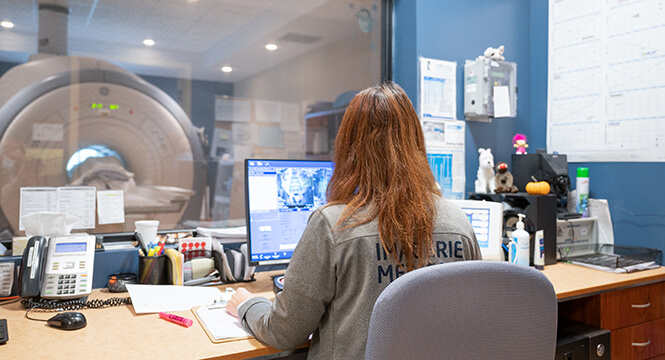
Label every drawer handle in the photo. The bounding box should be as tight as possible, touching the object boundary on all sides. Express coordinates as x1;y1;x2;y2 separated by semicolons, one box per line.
631;302;651;308
632;340;651;347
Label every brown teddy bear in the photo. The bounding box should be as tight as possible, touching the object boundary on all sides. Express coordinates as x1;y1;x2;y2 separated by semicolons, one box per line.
494;162;518;193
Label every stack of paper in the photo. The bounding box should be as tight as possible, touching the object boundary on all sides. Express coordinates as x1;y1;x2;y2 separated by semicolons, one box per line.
196;226;247;244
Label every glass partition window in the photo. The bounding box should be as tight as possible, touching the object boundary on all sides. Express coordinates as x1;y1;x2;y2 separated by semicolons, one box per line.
0;0;385;240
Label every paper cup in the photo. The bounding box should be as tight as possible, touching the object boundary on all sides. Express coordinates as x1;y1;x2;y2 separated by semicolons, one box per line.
135;220;159;244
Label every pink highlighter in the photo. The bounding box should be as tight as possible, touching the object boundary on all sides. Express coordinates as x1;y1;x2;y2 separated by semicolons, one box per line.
159;312;193;327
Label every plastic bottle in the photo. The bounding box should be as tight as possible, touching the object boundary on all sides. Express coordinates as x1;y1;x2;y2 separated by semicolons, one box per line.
533;230;545;270
576;167;589;217
512;214;530;266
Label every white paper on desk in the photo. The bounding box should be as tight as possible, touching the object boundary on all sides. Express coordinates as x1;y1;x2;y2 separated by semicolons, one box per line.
589;199;614;245
493;86;511;118
196;305;251;340
126;284;222;314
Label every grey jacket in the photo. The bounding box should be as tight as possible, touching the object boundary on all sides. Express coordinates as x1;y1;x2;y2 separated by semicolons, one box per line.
238;197;482;359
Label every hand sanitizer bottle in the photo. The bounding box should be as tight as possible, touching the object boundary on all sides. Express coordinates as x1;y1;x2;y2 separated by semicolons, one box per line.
512;214;530;266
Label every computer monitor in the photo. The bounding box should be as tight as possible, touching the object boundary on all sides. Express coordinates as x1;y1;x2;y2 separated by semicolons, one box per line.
245;159;334;266
448;199;504;260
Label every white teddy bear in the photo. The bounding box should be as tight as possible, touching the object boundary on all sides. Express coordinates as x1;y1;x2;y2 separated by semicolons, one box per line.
484;45;505;61
474;148;496;194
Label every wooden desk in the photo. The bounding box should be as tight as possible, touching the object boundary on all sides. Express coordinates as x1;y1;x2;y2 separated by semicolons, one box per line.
3;264;665;359
1;271;286;360
543;262;665;301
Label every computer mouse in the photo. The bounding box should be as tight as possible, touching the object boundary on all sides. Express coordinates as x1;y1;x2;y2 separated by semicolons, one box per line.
47;312;87;330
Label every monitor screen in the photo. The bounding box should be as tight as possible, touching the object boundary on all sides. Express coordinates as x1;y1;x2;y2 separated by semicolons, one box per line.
245;159;334;266
448;199;504;260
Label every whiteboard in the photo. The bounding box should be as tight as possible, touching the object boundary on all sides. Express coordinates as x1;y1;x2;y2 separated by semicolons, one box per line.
547;0;665;162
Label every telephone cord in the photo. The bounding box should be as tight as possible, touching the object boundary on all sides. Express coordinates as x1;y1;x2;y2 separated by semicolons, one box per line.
22;296;132;322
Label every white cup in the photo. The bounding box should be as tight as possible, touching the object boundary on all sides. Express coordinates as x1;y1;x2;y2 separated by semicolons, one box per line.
135;220;160;244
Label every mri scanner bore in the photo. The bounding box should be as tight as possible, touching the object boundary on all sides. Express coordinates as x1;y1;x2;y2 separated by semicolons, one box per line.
0;56;206;236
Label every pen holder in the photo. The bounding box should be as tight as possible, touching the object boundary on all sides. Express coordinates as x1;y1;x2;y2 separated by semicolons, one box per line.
138;254;172;285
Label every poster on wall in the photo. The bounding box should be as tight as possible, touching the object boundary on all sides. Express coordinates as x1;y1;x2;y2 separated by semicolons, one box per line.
424;120;466;199
547;0;665;162
418;57;457;121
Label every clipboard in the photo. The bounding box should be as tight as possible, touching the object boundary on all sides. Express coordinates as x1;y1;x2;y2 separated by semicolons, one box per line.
192;305;254;344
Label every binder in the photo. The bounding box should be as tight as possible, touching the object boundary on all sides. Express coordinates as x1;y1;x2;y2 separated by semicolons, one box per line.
164;248;184;285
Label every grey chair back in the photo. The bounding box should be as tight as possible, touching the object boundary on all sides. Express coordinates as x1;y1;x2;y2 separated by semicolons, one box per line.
365;260;557;360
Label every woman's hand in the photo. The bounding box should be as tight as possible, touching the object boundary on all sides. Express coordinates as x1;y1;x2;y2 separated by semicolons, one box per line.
226;287;257;318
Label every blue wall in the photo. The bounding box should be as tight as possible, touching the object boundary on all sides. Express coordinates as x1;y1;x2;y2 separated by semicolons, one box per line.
394;0;665;251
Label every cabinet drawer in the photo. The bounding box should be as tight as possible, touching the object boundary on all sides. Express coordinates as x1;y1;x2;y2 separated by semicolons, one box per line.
611;318;665;360
601;282;665;330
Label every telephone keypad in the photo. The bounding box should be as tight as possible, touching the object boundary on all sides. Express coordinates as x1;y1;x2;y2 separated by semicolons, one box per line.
50;274;84;295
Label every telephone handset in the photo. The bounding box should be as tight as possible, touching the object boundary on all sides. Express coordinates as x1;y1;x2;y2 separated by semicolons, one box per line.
18;236;47;298
18;234;96;300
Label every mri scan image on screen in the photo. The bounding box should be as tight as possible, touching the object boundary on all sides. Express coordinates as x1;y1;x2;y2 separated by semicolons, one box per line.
277;168;331;209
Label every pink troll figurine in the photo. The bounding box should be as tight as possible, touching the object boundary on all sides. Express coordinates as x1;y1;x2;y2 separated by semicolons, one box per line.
512;133;528;154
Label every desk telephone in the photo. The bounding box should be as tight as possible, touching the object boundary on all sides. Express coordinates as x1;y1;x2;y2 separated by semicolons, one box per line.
18;234;96;300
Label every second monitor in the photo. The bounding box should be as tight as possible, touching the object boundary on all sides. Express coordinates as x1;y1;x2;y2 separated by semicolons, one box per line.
245;159;334;266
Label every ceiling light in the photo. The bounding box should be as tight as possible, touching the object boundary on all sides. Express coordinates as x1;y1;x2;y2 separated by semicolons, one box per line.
221;66;232;73
1;21;15;29
265;43;278;51
143;39;155;46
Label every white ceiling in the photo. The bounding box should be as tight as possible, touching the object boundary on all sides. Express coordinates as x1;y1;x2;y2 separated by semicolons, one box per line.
0;0;374;82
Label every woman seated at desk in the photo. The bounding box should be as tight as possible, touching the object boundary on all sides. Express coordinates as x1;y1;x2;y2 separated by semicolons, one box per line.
227;82;482;359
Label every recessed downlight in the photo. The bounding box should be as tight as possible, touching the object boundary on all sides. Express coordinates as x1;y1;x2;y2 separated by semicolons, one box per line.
143;39;155;46
265;43;278;51
1;21;15;29
221;66;232;73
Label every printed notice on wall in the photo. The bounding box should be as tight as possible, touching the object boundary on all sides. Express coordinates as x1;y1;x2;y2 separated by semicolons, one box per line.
97;190;125;225
419;57;457;120
19;186;97;230
215;98;251;123
19;187;58;230
424;120;466;199
58;187;96;229
548;1;665;161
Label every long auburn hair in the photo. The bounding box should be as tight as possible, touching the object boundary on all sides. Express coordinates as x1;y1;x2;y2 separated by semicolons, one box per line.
327;82;440;271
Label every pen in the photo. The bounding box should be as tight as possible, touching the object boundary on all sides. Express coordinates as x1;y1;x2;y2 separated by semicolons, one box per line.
157;242;165;256
159;312;193;327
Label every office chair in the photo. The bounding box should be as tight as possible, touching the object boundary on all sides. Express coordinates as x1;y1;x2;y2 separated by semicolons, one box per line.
365;261;557;360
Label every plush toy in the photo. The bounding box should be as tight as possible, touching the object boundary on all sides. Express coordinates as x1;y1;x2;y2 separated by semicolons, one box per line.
512;133;528;154
484;45;505;61
494;162;518;193
474;148;496;194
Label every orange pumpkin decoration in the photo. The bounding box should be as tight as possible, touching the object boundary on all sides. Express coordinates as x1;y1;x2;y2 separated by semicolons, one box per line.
526;176;550;195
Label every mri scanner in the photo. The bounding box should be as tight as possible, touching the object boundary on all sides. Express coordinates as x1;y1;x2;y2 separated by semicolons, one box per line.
0;56;207;236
